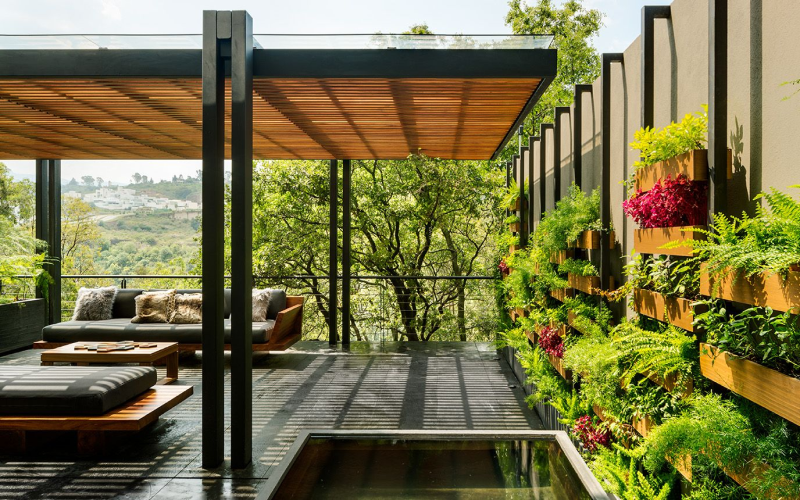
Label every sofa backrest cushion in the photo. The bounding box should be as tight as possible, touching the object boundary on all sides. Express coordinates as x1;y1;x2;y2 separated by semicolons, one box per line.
174;289;232;318
112;289;144;318
267;289;286;320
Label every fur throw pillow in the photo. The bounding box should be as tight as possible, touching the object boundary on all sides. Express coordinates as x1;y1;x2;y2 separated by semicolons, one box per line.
170;293;203;324
72;286;117;321
131;290;176;323
252;289;272;322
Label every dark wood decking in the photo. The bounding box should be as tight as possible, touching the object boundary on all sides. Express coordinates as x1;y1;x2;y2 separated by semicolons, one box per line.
0;341;540;499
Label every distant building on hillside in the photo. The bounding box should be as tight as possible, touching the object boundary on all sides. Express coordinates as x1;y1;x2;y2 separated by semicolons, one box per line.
69;186;201;212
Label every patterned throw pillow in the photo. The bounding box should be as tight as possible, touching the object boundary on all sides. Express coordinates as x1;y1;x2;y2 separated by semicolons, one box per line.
252;289;272;322
72;286;117;321
131;290;176;324
169;293;203;324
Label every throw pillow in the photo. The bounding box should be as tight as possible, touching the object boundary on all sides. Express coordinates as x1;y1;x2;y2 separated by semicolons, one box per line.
131;290;176;324
170;293;203;324
72;286;118;321
252;289;272;322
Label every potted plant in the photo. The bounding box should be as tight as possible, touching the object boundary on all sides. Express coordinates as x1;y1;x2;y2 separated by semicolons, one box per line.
0;218;52;354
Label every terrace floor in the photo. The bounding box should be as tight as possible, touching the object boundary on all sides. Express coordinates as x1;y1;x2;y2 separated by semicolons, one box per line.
0;341;541;499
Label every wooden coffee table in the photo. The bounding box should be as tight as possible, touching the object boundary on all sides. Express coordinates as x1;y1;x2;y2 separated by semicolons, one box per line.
40;342;179;384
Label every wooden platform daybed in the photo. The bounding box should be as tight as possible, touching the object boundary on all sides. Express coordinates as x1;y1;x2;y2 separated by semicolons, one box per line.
34;288;304;353
0;366;193;455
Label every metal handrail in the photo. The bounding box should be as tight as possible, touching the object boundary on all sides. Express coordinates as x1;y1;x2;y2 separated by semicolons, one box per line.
15;274;494;280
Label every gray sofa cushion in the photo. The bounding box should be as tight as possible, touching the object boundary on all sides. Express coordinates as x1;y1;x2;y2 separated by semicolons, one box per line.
112;289;233;319
267;289;286;320
0;365;157;416
42;318;274;344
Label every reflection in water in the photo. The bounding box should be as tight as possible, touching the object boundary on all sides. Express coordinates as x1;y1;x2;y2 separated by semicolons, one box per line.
274;438;592;499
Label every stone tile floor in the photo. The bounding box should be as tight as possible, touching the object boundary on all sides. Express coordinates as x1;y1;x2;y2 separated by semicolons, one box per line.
0;341;541;499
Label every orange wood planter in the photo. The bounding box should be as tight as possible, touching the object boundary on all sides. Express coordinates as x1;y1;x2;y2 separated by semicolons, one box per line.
509;198;528;211
700;266;800;313
569;230;601;250
509;222;527;233
633;288;700;331
633;226;704;257
549;249;574;265
634;148;732;192
567;310;598;335
567;274;601;295
699;343;800;427
549;288;574;302
509;244;522;254
548;354;572;381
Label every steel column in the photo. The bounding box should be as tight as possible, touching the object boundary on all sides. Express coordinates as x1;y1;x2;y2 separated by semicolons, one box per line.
601;54;624;291
709;0;728;216
201;9;227;469
519;147;529;247
539;124;553;216
641;6;671;130
329;159;338;346
230;10;253;470
527;138;536;233
341;159;351;347
554;107;569;201
34;159;49;296
47;160;61;325
572;85;592;191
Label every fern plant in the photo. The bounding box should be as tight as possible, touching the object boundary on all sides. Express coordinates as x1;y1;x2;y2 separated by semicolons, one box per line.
534;183;602;254
590;444;674;500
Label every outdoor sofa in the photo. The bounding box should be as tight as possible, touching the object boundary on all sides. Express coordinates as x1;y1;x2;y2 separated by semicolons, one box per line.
34;288;304;352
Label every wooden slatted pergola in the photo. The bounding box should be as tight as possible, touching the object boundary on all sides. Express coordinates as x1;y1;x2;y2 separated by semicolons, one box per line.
0;12;556;472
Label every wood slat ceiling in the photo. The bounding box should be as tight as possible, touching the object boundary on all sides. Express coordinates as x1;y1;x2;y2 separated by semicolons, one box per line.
0;77;541;160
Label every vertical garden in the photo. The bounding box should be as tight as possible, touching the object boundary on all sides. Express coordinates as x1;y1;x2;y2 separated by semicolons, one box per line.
496;106;800;499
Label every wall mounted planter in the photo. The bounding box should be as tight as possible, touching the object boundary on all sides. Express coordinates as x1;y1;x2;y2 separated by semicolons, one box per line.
509;244;522;254
633;226;704;257
632;288;701;331
549;249;574;265
699;343;800;427
567;274;600;295
549;288;574;302
568;230;600;250
700;266;800;313
634;148;732;192
0;299;46;355
567;310;598;336
508;198;528;212
509;222;527;233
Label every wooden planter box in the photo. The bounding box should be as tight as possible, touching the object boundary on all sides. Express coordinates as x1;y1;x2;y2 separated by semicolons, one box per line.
633;226;704;257
548;353;572;381
548;288;574;302
569;230;600;250
549;249;574;265
509;222;527;233
0;299;46;355
508;198;528;211
567;310;598;335
567;274;600;295
633;288;700;331
634;148;733;192
699;343;800;427
700;266;800;313
509;244;522;254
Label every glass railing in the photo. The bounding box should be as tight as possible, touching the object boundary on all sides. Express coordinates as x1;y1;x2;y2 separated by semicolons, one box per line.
0;34;552;50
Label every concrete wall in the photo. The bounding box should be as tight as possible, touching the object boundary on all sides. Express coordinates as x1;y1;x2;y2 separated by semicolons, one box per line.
520;0;800;299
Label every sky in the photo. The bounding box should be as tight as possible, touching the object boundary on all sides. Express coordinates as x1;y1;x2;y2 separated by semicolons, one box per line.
1;0;670;185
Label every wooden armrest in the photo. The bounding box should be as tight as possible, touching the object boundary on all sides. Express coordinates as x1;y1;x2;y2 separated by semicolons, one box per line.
272;303;303;342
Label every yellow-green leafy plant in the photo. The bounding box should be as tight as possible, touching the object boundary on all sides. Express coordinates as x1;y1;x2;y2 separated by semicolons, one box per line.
630;105;707;172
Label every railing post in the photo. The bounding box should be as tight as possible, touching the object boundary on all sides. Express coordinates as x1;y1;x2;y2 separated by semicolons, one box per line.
329;159;338;346
342;159;352;348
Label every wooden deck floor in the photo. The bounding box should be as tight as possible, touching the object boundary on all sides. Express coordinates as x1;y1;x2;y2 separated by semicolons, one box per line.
0;341;540;499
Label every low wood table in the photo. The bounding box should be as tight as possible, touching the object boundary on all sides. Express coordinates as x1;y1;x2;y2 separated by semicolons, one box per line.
41;342;179;384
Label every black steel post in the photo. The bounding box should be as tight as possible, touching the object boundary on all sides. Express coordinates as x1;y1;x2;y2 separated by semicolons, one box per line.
47;160;61;325
601;53;624;291
641;5;671;130
519;147;529;247
329;159;338;346
572;85;592;191
35;159;49;301
341;159;351;347
709;0;728;217
201;9;227;469
527;138;536;233
539;123;553;216
230;10;253;470
511;153;520;238
505;161;511;220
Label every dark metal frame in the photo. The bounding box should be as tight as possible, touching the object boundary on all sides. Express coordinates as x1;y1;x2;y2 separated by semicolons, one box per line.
341;159;352;347
553;106;569;201
539;123;553;216
527;137;536;232
708;0;728;216
329;159;338;346
518;147;529;246
601;53;624;291
35;159;61;325
641;5;671;130
572;85;592;191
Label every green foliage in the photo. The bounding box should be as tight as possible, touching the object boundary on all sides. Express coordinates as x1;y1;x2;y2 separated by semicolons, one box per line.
534;184;601;254
500;179;527;210
590;444;673;500
630;106;707;171
503;0;602;157
612;322;696;392
0;218;52;304
0;162;34;225
695;299;800;375
673;186;800;282
609;254;699;304
558;257;597;277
